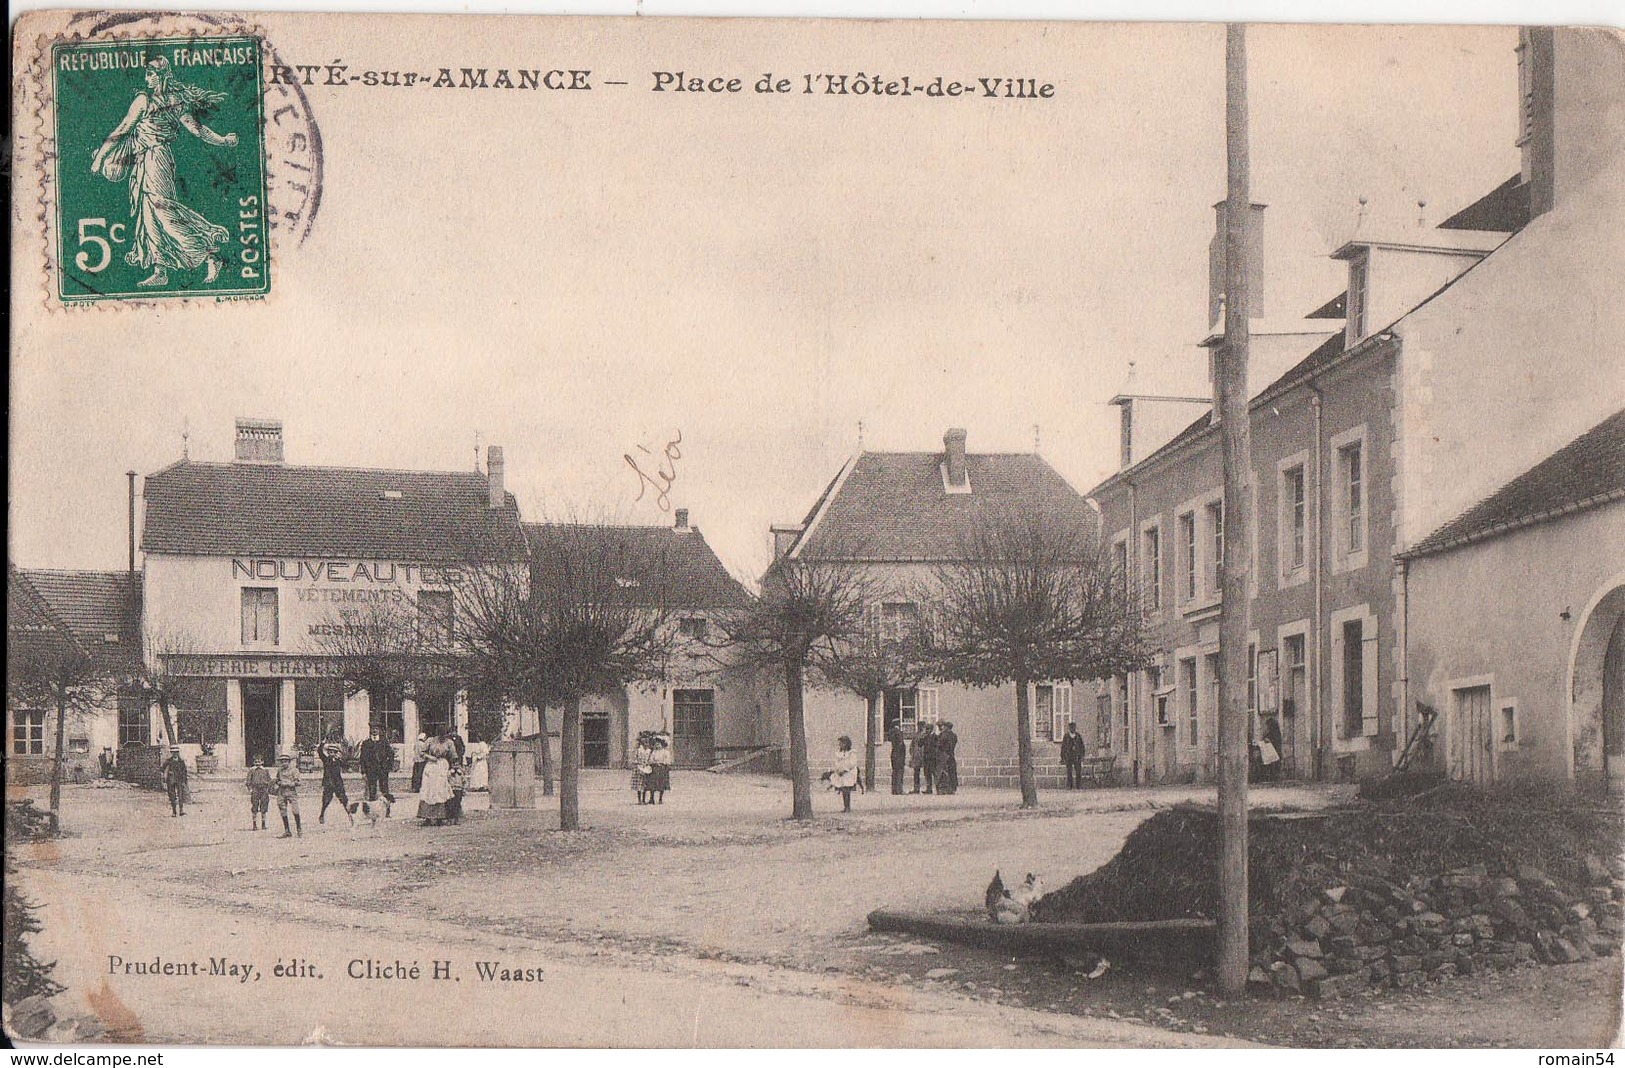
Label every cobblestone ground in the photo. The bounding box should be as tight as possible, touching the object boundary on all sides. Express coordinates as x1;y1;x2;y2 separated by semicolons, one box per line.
7;771;1620;1047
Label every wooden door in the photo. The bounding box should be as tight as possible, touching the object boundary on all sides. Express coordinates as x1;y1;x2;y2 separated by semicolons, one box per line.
1448;685;1493;784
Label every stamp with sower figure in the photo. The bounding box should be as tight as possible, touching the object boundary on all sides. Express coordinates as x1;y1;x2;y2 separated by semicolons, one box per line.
52;36;269;302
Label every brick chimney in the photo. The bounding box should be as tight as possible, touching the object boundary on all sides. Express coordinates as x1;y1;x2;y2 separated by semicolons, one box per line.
674;508;690;530
943;428;969;490
486;445;505;509
234;418;284;464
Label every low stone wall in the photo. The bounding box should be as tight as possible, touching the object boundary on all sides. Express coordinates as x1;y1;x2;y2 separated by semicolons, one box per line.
1254;859;1624;1000
957;757;1123;790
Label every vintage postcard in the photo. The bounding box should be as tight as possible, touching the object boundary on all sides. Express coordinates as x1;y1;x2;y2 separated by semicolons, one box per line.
7;8;1624;1052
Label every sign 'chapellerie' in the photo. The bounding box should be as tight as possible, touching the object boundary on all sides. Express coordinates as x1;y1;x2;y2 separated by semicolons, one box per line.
230;559;461;586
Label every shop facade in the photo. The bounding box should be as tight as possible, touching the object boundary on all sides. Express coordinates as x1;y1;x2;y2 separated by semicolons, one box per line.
138;422;527;770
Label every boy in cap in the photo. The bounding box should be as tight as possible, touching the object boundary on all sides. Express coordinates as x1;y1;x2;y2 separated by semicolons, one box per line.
316;733;354;826
274;752;303;837
246;754;273;830
162;746;189;816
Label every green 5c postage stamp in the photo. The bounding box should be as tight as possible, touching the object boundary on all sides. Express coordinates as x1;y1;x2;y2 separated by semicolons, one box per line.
52;36;269;302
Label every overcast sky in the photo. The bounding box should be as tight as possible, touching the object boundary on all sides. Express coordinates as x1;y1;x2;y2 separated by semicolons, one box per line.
10;19;1519;584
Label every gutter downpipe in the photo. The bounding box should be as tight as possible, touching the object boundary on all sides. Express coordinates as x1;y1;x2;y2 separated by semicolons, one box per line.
1399;554;1410;768
1127;478;1140;784
1310;384;1327;781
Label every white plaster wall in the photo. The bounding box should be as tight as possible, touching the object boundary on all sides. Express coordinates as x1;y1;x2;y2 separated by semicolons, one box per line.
143;552;457;655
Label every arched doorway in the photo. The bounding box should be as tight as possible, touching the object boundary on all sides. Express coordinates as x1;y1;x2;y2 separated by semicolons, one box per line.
1570;578;1625;792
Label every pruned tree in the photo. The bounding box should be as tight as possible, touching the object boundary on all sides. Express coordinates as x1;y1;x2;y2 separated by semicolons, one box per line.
449;557;558;795
820;598;930;790
125;626;208;757
716;551;876;820
311;595;440;705
927;506;1151;808
518;523;679;831
6;626;112;825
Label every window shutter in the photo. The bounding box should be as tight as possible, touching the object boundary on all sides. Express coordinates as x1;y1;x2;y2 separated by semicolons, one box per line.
1362;626;1379;737
1056;685;1072;741
241;591;255;643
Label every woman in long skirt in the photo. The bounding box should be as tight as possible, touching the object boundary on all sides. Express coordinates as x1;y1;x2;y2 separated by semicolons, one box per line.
417;738;454;825
631;731;655;805
646;733;673;805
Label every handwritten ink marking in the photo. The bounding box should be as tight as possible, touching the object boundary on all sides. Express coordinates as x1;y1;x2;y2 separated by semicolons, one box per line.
624;430;683;513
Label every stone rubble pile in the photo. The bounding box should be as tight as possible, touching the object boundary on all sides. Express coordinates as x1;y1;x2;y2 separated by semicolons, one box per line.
1250;854;1623;1000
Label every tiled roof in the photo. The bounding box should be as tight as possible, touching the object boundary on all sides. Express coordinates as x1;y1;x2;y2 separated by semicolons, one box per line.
141;461;528;562
790;451;1096;561
1403;408;1625;559
524;523;750;609
1439;174;1530;233
10;567;143;666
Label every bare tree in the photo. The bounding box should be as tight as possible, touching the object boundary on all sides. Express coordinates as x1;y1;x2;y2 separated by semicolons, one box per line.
518;523;679;831
6;624;112;826
449;558;558;795
310;595;439;707
127;626;210;753
717;552;876;820
927;507;1150;808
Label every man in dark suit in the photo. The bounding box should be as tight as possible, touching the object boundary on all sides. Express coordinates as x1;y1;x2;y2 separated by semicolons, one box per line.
358;725;396;810
920;724;939;795
936;721;959;795
161;747;188;816
1060;722;1086;789
886;723;908;794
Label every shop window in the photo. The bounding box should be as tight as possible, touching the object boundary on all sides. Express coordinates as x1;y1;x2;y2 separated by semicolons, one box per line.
367;683;406;743
295;679;346;747
241;587;279;645
173;678;229;747
417;682;456;739
12;710;46;755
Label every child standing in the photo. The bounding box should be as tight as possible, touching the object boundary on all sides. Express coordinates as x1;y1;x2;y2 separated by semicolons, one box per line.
246;755;273;830
274;752;303;838
832;735;859;813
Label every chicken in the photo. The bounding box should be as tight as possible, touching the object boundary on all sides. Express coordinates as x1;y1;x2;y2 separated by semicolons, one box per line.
985;870;1009;920
987;870;1043;925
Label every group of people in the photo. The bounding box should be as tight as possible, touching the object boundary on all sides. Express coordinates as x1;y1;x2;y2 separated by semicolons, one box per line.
885;720;960;796
631;731;673;805
228;724;488;834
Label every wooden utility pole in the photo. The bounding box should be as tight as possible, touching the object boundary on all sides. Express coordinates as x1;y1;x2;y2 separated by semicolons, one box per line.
1216;21;1254;998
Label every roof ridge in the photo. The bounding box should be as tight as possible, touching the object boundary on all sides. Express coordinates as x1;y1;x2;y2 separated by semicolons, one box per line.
152;460;491;480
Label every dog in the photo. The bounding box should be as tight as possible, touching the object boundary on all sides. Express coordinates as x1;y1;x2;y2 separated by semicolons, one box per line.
346;797;390;829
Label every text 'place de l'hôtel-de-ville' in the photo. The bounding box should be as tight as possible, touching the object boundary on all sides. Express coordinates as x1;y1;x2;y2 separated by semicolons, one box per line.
7;27;1624;795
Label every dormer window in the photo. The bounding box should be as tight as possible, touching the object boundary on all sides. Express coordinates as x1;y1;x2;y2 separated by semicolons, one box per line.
1346;251;1370;342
